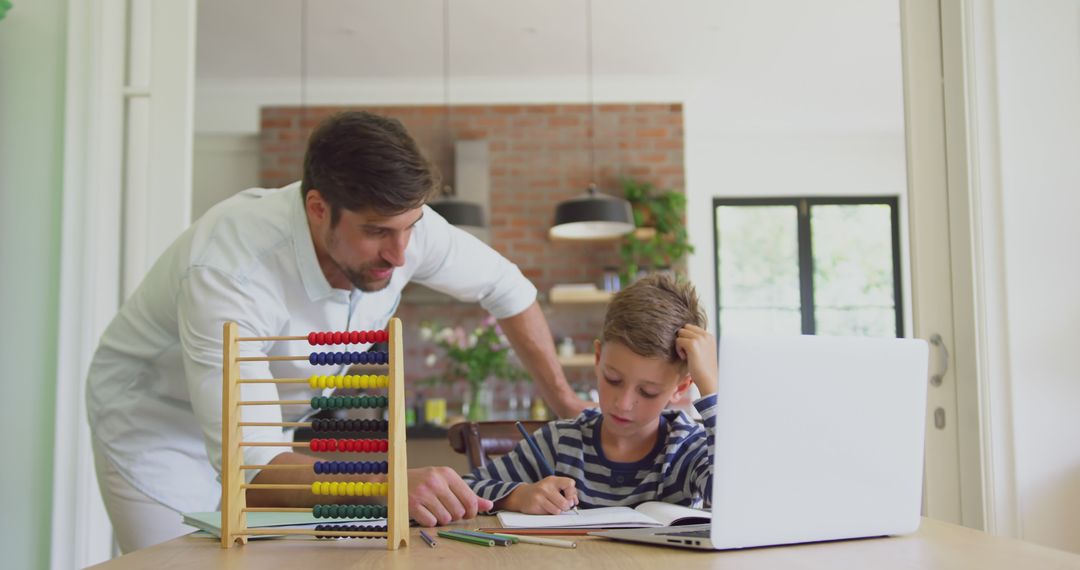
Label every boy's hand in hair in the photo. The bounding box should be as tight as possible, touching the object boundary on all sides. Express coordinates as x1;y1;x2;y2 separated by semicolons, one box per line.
676;324;718;396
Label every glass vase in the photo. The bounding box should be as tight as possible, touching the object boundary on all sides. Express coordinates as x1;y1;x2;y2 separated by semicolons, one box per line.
463;378;493;422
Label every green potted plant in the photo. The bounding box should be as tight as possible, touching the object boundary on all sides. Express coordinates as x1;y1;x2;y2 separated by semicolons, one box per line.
618;178;694;283
419;317;529;421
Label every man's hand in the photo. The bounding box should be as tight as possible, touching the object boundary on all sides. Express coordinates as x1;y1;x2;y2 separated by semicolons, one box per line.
497;476;579;515
676;324;718;396
407;466;493;527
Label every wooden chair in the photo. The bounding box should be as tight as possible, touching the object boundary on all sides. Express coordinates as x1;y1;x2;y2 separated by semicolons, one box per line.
447;420;547;471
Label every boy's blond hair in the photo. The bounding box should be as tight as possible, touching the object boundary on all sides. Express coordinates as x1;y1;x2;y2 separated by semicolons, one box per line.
600;273;707;370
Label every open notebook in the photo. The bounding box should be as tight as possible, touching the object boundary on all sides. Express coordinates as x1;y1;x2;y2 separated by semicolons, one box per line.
497;502;711;529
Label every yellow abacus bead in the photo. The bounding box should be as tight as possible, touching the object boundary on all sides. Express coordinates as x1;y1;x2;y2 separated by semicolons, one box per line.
320;375;329;389
311;482;320;495
380;375;389;388
307;375;317;389
342;481;352;496
347;375;357;389
379;482;387;496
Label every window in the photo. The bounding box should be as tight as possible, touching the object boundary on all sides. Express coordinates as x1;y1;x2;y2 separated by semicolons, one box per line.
714;197;902;338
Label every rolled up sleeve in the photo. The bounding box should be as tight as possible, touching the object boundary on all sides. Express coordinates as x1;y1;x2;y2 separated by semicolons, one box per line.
409;206;537;319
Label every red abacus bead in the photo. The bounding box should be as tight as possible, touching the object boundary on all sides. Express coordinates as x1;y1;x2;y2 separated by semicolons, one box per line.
329;332;339;344
357;330;367;343
346;440;356;452
350;331;361;343
308;332;317;345
378;330;388;342
315;332;326;345
309;439;320;452
380;440;389;452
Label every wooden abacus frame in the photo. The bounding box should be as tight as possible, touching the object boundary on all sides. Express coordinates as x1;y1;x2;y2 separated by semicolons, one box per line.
220;318;409;549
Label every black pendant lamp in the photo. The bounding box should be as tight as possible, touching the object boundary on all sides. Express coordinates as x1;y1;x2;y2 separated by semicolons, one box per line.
548;0;633;241
431;188;485;228
549;184;633;240
430;0;485;229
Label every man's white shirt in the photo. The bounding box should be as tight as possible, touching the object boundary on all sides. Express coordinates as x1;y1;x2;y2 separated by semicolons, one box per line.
86;183;536;513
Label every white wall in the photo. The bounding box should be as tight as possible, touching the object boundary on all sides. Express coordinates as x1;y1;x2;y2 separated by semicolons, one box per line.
192;134;260;219
0;0;67;567
988;0;1080;553
194;3;908;333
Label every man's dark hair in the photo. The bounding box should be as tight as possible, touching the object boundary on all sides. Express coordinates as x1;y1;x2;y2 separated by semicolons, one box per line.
301;111;439;225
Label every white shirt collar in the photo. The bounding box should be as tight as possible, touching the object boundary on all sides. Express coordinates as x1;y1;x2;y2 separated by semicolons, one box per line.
289;183;336;301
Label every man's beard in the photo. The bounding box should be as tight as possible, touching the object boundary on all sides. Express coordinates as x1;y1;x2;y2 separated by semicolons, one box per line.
325;230;394;292
339;261;394;292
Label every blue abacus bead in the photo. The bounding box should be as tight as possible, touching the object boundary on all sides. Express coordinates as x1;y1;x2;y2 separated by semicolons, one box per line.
381;460;388;473
313;462;323;474
309;353;318;365
336;460;347;474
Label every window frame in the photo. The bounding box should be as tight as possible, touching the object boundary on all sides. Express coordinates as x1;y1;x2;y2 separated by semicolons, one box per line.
712;196;903;338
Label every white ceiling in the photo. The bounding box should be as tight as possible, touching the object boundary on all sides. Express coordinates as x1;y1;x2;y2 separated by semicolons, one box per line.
196;0;902;81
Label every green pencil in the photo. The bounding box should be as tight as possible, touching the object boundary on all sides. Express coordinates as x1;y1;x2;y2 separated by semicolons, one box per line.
437;530;495;547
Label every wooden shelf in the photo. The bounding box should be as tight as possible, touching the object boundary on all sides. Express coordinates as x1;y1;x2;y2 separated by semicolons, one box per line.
557;354;595;367
549;287;613;304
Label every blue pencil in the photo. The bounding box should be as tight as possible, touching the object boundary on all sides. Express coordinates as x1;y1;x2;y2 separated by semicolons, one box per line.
515;421;580;514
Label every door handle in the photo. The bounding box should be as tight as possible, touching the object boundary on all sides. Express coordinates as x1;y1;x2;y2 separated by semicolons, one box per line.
929;333;949;387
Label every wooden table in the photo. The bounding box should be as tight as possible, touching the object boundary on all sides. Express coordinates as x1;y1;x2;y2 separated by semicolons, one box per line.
90;516;1080;569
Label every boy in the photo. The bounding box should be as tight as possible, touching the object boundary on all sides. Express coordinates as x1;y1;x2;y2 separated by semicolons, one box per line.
464;273;718;513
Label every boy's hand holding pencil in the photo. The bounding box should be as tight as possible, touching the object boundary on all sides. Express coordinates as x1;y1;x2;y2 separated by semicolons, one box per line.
498;476;580;515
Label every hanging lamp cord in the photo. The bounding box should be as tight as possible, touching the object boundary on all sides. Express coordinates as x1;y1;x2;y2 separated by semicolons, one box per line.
442;0;454;198
587;0;597;186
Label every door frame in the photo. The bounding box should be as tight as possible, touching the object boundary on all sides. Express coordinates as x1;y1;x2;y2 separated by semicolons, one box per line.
899;0;1019;534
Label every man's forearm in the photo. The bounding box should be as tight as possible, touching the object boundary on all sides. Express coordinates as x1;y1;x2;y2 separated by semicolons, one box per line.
498;302;588;418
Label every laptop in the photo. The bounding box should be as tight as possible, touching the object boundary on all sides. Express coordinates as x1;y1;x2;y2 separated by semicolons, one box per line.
591;334;929;550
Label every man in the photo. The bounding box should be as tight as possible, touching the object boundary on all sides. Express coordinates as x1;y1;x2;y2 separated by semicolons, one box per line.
86;111;588;552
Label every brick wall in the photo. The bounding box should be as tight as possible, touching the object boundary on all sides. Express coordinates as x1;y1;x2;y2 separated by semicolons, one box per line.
260;103;684;411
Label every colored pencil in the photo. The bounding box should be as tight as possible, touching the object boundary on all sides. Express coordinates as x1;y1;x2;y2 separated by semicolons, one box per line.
437;530;494;547
515;421;580;513
447;530;514;546
488;532;577;549
419;530;437;548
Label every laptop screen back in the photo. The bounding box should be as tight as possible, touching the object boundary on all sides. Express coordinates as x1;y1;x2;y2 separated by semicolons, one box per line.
708;335;928;549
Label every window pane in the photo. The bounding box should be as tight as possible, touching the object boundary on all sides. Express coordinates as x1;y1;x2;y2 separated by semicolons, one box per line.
716;205;801;335
811;204;896;337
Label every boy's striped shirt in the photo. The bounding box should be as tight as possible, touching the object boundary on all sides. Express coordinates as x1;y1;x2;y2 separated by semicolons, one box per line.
464;394;717;508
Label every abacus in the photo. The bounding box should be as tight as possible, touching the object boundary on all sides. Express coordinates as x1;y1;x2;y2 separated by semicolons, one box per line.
220;318;408;549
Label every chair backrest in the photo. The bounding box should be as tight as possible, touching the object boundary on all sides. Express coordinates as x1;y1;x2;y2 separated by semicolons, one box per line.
447;420;547;471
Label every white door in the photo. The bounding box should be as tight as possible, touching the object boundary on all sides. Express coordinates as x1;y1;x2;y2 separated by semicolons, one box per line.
52;1;197;567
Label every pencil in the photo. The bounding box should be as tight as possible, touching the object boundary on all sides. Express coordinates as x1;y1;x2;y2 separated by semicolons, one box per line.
488;532;577;549
448;530;514;546
437;530;494;547
419;530;437;548
515;421;580;514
